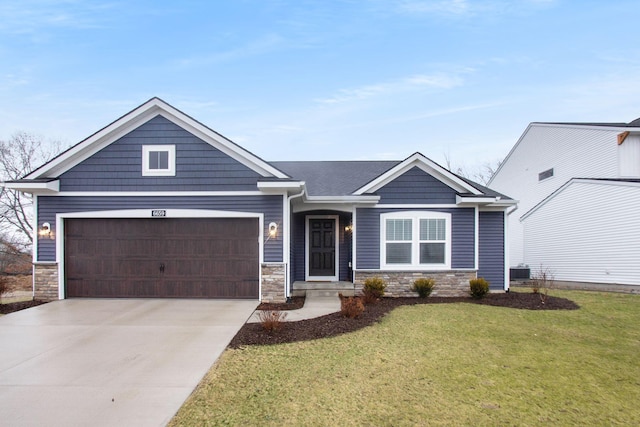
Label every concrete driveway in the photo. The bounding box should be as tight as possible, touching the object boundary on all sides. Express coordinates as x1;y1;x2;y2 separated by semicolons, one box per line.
0;298;258;426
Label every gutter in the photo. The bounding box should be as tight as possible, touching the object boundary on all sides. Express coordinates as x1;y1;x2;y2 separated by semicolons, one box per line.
284;188;306;299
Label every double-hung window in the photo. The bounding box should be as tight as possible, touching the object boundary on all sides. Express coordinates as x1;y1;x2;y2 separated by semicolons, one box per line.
142;145;176;176
381;211;451;269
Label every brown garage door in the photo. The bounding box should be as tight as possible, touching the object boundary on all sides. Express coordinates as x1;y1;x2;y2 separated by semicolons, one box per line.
65;217;259;299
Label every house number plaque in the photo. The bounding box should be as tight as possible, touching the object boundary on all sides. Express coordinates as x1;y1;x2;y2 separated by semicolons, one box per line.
151;210;167;217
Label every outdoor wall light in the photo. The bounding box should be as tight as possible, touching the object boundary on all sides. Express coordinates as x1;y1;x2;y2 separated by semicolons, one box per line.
39;222;52;239
268;222;278;237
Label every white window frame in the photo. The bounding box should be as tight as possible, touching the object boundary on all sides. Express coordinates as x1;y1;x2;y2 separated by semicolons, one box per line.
142;145;176;176
380;211;451;270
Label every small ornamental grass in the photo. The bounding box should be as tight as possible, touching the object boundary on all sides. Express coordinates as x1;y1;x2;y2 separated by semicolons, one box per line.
362;277;387;304
412;278;435;298
339;293;365;318
257;310;287;334
469;277;489;299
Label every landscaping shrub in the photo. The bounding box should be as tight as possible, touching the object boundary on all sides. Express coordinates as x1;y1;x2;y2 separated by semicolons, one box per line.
339;293;365;318
412;277;435;298
362;277;387;304
0;275;8;302
469;277;489;299
531;265;555;304
258;310;287;334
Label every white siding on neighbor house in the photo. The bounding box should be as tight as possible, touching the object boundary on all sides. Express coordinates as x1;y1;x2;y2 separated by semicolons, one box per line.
522;180;640;286
618;134;640;178
490;124;621;266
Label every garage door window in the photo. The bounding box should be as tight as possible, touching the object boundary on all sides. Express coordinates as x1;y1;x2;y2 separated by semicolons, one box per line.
142;145;176;176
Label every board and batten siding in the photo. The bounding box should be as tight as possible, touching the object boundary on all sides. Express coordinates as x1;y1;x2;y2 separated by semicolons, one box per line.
355;207;475;269
59;115;263;192
36;195;283;263
522;180;640;285
478;211;505;290
375;167;457;204
489;124;622;266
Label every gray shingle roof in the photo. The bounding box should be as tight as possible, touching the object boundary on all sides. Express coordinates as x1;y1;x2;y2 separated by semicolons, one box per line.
271;160;512;200
271;161;399;196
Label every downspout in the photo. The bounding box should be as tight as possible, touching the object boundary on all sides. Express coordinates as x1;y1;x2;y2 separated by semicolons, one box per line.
504;204;518;292
285;187;305;299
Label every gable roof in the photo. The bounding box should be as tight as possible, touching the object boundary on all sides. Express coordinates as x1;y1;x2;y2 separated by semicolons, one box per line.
354;152;484;196
489;117;640;185
25;97;289;180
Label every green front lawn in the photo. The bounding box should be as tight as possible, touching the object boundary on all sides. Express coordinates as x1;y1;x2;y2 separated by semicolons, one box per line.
171;290;640;426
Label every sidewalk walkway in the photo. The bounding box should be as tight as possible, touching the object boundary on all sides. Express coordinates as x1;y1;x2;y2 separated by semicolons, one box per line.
247;290;341;323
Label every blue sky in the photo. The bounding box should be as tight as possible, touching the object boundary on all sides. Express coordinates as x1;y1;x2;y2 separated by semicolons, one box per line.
2;0;640;172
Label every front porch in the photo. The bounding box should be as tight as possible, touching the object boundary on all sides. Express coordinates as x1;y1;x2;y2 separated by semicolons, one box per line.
291;281;356;297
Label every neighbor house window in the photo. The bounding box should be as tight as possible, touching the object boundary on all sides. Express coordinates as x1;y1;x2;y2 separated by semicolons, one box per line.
142;145;176;176
381;211;451;269
538;168;554;181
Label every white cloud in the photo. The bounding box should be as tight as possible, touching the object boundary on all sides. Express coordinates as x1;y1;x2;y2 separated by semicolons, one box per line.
398;0;470;15
315;73;464;105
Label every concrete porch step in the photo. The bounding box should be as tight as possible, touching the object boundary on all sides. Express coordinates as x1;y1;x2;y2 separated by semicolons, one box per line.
291;281;356;297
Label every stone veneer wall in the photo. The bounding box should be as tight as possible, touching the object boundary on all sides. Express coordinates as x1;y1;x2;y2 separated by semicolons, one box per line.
354;270;477;297
261;263;286;303
33;263;59;301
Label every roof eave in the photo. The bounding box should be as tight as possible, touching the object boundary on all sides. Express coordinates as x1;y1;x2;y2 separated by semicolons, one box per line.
3;180;60;194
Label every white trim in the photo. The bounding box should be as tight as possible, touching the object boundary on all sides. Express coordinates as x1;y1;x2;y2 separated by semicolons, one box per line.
142;145;176;176
55;209;264;300
257;181;304;192
27;98;289;180
520;178;640;221
373;204;460;209
33;195;39;263
352;207;358;272
354;152;482;196
3;180;60;194
380;211;452;271
50;191;267;197
503;210;509;291
474;206;479;270
293;203;361;213
305;215;339;281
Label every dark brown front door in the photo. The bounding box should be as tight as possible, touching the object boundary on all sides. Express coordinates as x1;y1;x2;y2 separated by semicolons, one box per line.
308;218;336;278
64;217;259;299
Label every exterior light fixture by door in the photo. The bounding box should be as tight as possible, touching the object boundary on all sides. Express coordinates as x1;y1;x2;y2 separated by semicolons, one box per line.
268;222;278;237
39;222;52;239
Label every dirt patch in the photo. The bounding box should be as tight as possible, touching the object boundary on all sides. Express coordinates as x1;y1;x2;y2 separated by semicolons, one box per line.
0;299;47;315
230;292;579;348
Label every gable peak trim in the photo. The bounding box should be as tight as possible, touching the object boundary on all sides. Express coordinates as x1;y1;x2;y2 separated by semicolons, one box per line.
26;97;289;180
353;152;483;196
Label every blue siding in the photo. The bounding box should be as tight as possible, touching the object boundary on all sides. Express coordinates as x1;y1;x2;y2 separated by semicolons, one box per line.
375;167;457;204
36;195;283;262
290;211;352;283
355;208;475;269
59;115;263;191
478;211;505;290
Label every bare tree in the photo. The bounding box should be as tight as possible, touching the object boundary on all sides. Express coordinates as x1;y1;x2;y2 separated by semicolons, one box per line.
443;151;502;186
0;132;62;244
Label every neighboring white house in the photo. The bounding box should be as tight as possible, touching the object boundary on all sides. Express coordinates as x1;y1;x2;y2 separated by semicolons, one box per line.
489;119;640;286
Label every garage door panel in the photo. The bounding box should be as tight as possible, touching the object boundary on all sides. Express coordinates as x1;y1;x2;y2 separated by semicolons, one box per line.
65;218;259;299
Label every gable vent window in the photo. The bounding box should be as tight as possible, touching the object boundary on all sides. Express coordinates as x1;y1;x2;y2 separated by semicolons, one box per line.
142;145;176;176
538;168;554;181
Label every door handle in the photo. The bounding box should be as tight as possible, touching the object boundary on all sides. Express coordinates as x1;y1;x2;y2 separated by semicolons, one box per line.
159;263;165;273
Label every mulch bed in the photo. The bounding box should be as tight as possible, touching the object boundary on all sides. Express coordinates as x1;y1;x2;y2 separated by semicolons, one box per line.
230;292;579;348
0;299;47;315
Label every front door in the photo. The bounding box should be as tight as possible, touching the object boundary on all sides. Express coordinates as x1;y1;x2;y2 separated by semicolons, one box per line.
307;217;337;280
